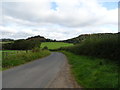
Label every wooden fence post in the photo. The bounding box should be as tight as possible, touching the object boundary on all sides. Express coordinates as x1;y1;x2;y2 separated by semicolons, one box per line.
2;52;3;60
2;52;4;60
6;52;8;57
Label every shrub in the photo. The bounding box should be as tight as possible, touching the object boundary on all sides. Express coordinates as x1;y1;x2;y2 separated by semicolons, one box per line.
43;46;48;50
3;39;41;50
61;33;120;61
32;47;41;52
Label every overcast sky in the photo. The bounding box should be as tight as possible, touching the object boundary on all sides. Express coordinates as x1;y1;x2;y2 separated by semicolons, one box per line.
0;0;118;40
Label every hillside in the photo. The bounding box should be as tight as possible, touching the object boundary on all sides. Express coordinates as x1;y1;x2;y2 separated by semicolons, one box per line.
1;33;118;44
26;35;56;42
63;33;117;44
0;39;14;42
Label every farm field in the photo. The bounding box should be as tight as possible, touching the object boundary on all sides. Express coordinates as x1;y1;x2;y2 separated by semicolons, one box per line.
41;42;73;49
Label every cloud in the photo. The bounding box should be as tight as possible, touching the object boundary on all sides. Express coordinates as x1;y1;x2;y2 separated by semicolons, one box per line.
3;0;118;27
1;0;118;40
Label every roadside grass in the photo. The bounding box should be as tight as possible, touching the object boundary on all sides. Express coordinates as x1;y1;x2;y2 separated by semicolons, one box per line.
62;51;119;88
0;50;27;59
0;51;1;71
2;50;50;70
41;42;73;49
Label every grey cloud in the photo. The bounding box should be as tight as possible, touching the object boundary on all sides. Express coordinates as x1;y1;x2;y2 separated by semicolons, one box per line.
1;30;33;39
1;1;118;40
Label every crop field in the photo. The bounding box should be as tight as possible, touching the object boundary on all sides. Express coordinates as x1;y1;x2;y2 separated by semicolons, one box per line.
41;42;73;49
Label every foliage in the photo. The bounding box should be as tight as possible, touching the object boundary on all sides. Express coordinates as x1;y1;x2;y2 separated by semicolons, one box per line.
62;51;119;88
26;35;57;42
63;33;117;44
42;46;48;50
0;39;14;42
61;33;120;61
3;39;41;50
32;47;41;52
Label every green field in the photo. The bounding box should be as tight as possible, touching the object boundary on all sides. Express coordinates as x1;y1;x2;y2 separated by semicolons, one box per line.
41;42;73;49
62;51;119;88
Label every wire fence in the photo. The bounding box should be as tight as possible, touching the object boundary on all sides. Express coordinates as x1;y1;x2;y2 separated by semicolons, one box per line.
2;50;30;60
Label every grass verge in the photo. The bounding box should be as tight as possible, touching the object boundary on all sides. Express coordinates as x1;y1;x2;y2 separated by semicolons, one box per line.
62;51;119;88
2;50;50;70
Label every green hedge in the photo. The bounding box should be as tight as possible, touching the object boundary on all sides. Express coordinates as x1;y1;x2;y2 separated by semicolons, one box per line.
3;39;41;50
61;33;120;61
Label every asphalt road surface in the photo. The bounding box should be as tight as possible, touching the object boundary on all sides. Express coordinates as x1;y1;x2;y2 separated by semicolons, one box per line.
3;52;67;88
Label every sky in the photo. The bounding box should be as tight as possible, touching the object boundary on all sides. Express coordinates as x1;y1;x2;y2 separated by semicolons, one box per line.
0;0;119;40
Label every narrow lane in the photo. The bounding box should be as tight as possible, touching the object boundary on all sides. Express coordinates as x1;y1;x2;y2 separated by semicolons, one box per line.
3;52;67;88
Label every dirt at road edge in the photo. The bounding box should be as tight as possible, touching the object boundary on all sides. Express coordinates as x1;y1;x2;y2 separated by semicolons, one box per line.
48;58;81;88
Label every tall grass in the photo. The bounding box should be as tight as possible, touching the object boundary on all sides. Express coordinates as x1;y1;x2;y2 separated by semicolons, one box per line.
0;51;1;70
2;50;50;70
62;51;119;88
61;33;119;61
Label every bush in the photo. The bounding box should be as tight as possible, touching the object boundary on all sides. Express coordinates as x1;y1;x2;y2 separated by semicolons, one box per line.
42;46;48;50
61;33;120;61
3;39;41;50
32;47;41;52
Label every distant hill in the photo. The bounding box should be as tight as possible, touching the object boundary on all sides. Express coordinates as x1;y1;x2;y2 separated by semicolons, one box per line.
26;35;46;42
0;39;14;42
26;35;56;42
1;33;119;44
63;33;117;44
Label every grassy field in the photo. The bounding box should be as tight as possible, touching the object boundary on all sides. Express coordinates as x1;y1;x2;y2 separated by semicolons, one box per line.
41;42;73;49
62;51;119;88
2;49;50;70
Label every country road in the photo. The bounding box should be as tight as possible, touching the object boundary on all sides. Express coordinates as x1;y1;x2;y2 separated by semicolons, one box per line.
3;52;79;88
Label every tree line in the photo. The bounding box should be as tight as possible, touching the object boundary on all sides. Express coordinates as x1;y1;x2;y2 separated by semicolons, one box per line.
3;39;41;50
